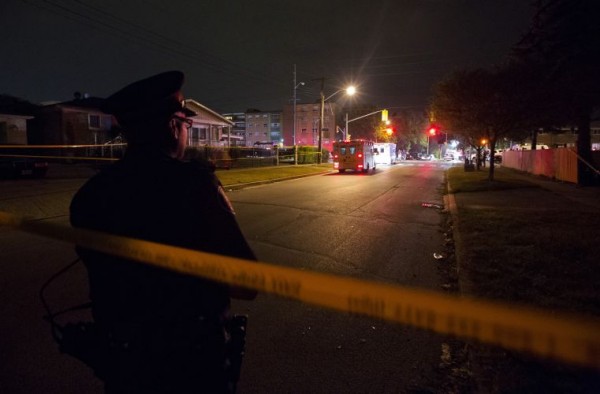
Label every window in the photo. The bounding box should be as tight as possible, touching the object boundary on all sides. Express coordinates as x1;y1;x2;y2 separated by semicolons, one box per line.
88;114;100;129
199;127;207;140
340;147;346;155
350;147;356;154
190;127;200;143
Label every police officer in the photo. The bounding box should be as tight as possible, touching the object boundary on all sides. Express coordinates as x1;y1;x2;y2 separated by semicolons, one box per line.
70;71;257;393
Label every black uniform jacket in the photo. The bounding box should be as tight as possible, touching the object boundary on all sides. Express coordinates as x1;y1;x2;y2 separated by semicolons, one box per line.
70;151;257;338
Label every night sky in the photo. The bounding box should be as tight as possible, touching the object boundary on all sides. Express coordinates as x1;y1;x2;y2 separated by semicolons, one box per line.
1;0;532;113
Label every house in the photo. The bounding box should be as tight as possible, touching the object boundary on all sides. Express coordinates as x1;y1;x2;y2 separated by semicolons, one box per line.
33;94;114;146
184;99;237;147
31;95;236;146
531;121;600;150
4;93;237;153
0;113;33;144
0;95;39;144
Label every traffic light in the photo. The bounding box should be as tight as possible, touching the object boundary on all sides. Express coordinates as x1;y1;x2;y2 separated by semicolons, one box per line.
386;126;395;136
381;109;388;122
428;126;438;136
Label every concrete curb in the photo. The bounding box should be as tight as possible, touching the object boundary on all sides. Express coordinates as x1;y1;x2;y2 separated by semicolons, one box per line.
444;182;470;295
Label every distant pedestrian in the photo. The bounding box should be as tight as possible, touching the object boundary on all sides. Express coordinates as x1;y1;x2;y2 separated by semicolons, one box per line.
69;71;257;393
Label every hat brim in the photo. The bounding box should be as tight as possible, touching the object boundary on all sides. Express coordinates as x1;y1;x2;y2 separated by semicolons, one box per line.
181;107;197;117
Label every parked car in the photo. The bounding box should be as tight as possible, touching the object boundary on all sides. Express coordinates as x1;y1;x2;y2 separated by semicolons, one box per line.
0;156;49;179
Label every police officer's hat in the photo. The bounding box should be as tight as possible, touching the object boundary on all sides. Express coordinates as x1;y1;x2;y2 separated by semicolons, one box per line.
101;70;197;123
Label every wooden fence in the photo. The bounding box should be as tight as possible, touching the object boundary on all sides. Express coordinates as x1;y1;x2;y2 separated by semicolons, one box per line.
502;148;600;184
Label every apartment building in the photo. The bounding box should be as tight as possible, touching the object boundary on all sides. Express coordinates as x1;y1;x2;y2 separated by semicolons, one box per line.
222;112;247;146
282;102;338;151
244;109;282;146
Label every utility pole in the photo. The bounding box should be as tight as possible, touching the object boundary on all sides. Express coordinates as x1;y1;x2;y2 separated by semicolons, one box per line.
293;65;298;165
318;77;325;164
345;112;349;141
293;65;298;146
293;65;304;165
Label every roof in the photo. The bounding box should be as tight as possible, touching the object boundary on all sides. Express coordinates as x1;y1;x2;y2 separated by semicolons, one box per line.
49;96;106;110
184;99;234;127
0;94;40;116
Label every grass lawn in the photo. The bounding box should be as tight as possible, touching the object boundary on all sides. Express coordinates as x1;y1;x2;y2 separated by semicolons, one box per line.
215;164;332;187
448;166;540;193
447;166;600;316
446;166;600;393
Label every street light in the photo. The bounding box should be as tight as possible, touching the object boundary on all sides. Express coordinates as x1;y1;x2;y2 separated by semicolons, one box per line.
344;109;387;141
318;84;356;163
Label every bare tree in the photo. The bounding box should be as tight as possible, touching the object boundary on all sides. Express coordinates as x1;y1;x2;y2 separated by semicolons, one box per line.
431;67;530;181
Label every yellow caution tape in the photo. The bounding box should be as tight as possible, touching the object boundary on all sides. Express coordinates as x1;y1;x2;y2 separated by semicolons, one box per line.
0;154;117;162
0;144;127;148
1;211;599;370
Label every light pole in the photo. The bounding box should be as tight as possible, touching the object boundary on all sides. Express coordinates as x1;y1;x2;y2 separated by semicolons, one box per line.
344;108;385;142
318;83;356;163
292;64;304;146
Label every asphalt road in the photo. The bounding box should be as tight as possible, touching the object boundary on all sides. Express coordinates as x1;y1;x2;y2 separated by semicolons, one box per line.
0;161;455;393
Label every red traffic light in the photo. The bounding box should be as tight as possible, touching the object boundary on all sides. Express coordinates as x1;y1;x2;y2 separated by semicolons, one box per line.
386;127;395;136
428;127;437;136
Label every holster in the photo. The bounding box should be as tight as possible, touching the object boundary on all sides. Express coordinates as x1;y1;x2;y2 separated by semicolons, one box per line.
224;315;248;392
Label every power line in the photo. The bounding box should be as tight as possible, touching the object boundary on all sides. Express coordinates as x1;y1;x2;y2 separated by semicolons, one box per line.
19;0;292;92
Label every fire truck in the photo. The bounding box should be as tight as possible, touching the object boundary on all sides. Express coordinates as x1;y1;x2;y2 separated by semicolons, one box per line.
332;140;376;173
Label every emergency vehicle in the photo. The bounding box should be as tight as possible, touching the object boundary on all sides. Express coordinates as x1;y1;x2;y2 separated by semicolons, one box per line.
373;143;397;165
332;140;376;173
